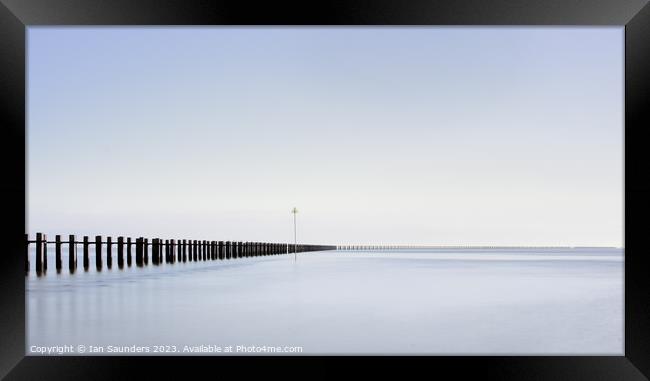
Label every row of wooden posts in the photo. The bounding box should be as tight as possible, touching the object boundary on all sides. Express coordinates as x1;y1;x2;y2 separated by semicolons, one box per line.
338;245;396;250
26;233;336;276
337;245;423;250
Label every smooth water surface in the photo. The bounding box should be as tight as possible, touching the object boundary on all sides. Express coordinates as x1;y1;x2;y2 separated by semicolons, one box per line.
26;248;623;355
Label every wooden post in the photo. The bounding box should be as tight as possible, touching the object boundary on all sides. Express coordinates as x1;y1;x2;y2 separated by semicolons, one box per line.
144;238;149;265
117;236;124;269
106;236;112;269
127;237;132;267
182;239;187;262
218;241;224;260
193;240;198;261
204;240;208;261
136;238;143;267
43;234;48;271
165;239;169;263
95;235;102;271
152;239;159;265
83;236;89;271
69;235;77;273
35;233;44;275
55;235;62;273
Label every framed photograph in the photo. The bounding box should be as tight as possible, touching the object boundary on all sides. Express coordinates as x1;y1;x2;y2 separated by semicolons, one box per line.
1;0;648;379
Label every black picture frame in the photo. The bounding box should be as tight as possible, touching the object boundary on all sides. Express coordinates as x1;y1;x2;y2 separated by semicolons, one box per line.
1;0;648;379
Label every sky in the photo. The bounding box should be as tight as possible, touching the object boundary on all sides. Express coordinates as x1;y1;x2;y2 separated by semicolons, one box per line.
27;27;623;247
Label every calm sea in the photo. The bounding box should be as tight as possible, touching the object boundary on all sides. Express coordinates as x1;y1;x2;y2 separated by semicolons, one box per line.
26;247;623;355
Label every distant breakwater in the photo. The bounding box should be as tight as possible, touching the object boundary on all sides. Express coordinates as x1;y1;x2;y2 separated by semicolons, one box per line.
25;232;335;276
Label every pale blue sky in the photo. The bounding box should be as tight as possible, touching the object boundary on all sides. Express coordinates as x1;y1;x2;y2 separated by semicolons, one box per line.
27;27;623;246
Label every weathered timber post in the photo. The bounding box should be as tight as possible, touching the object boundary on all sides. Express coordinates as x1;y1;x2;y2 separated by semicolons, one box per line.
218;241;224;260
83;236;90;271
182;239;187;262
152;239;159;265
117;236;124;269
95;235;103;271
43;234;48;271
35;233;45;275
193;240;198;261
55;235;62;273
106;236;112;269
127;237;132;267
135;238;143;267
143;238;149;265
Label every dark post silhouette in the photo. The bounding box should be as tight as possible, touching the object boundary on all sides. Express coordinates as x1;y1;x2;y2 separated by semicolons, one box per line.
144;238;149;265
152;238;159;265
117;236;124;269
55;235;62;273
69;234;77;273
83;236;89;271
136;237;143;267
106;236;112;269
127;237;132;267
35;232;44;275
95;235;102;271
